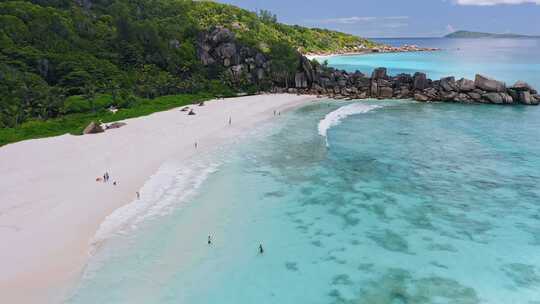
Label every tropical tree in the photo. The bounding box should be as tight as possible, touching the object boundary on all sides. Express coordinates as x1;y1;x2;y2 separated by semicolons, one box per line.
269;41;299;88
82;82;96;114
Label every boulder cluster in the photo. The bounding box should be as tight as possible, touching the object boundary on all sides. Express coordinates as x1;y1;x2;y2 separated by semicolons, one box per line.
198;27;539;106
290;65;539;105
197;27;270;86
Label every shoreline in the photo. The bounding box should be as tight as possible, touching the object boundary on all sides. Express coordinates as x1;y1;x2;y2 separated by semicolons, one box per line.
0;93;316;304
304;46;440;61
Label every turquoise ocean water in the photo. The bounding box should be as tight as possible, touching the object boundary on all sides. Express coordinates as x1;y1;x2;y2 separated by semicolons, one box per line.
68;39;540;304
329;38;540;88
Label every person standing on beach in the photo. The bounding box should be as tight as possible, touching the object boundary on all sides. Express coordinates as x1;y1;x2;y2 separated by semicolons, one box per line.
195;142;198;149
136;192;140;199
228;116;232;125
259;244;264;254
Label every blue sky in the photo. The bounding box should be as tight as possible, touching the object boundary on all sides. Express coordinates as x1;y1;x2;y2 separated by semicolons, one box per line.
217;0;540;37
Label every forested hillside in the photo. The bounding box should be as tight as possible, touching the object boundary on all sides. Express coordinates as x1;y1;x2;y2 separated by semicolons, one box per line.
0;0;375;132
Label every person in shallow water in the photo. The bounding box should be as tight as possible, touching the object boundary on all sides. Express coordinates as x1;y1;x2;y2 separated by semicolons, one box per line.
259;244;264;254
208;235;212;245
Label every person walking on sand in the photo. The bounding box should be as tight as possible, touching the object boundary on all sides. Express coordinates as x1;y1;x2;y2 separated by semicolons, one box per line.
228;116;232;125
194;142;198;149
259;244;264;255
136;192;140;199
208;235;212;245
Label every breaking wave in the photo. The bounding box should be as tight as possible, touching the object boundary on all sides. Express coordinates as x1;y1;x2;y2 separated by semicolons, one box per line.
90;160;220;252
318;103;381;145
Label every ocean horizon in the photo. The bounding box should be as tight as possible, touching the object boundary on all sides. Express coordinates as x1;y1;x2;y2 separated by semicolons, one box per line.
326;37;540;90
67;38;540;304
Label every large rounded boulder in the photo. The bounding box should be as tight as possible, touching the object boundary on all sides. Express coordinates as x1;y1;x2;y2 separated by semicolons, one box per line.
511;81;533;92
371;67;388;80
474;74;506;92
413;72;429;90
457;78;475;92
83;121;104;134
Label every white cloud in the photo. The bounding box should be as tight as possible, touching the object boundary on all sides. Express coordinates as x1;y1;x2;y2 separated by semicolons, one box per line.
311;16;409;25
319;17;376;24
454;0;540;5
381;16;410;20
382;22;409;29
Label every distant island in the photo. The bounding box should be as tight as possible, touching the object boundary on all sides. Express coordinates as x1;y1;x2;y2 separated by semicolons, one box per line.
445;30;540;39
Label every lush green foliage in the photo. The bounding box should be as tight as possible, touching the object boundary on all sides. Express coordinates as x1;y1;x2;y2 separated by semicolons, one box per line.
268;41;300;88
0;0;376;144
189;1;376;53
0;93;211;146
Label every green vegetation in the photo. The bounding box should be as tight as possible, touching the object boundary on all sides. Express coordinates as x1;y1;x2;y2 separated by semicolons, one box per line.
188;2;376;53
0;93;211;146
445;30;540;39
0;0;376;145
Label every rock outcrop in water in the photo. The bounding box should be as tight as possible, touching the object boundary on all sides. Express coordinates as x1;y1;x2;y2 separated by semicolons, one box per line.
198;27;539;106
288;65;539;105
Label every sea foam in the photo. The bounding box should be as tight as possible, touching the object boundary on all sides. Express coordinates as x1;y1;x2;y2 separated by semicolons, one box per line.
90;160;219;252
318;103;381;144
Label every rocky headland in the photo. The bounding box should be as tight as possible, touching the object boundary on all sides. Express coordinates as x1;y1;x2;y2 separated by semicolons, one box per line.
198;27;538;106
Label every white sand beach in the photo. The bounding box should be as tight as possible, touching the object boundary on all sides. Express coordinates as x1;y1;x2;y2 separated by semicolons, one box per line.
0;94;315;304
